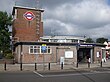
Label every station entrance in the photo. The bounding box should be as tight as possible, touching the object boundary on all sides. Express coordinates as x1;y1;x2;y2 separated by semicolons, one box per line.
77;48;93;63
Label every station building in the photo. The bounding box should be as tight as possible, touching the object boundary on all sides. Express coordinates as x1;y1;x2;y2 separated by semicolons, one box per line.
12;6;106;64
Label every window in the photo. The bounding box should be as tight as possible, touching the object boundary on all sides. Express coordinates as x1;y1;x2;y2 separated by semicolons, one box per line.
29;46;38;54
29;46;51;54
48;47;51;53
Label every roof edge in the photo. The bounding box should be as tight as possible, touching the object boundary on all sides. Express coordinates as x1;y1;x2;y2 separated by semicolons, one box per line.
12;6;44;15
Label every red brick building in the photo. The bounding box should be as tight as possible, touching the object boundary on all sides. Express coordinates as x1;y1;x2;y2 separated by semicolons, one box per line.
12;6;44;42
12;6;106;64
12;6;46;63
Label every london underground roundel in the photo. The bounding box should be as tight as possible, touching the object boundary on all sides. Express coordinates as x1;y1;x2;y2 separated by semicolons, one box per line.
24;11;35;21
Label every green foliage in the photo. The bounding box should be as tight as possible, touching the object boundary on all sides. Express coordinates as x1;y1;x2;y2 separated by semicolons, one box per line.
0;11;12;57
96;37;108;44
5;53;14;59
86;38;94;43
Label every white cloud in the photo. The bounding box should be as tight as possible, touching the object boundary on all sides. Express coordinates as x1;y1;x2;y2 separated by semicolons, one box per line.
1;0;110;39
72;0;110;26
45;0;110;26
44;0;110;39
44;19;76;35
0;0;14;13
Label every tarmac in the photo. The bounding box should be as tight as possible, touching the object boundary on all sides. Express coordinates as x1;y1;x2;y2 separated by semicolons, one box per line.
0;59;110;72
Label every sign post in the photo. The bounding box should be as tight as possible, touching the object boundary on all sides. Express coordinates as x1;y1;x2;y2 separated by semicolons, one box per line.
41;44;47;71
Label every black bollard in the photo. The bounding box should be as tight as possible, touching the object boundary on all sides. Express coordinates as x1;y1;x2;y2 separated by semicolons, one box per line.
88;62;90;68
48;63;50;70
20;63;22;71
100;61;102;67
35;63;37;70
61;62;63;69
4;62;6;71
76;62;78;68
13;59;15;64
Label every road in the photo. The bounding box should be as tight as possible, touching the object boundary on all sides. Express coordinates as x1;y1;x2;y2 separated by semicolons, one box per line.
0;71;110;82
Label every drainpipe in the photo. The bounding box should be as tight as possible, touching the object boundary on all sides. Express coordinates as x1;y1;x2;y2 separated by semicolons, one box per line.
56;47;58;62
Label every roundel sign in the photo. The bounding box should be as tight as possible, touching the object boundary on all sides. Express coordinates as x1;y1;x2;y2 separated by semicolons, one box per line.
23;11;35;21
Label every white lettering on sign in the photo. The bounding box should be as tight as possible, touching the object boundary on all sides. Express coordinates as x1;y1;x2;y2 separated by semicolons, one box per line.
80;45;93;47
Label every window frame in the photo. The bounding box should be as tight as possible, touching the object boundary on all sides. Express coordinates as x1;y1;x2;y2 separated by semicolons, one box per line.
29;45;52;54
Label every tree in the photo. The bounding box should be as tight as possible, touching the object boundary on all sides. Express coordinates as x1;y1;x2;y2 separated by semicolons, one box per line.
86;38;94;43
0;11;12;57
96;37;108;44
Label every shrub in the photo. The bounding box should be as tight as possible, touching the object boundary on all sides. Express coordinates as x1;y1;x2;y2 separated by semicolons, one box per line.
5;53;14;59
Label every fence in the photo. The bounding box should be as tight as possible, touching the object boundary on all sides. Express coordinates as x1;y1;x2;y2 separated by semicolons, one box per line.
0;60;110;72
0;59;14;64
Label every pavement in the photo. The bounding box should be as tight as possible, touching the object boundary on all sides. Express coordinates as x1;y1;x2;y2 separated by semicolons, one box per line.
1;60;110;82
0;59;110;72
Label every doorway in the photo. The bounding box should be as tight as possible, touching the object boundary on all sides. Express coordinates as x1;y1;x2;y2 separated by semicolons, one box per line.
77;48;91;63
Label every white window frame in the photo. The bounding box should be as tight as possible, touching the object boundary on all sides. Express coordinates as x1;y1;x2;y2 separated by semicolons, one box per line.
29;45;52;54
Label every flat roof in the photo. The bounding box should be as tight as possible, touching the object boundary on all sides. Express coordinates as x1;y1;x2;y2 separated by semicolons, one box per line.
41;36;85;40
13;41;106;47
12;6;44;15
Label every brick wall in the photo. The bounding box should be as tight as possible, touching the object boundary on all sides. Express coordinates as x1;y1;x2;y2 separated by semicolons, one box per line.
15;45;77;64
94;47;102;63
12;7;43;42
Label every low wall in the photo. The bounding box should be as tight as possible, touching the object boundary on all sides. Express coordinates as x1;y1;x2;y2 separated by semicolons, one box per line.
0;59;15;64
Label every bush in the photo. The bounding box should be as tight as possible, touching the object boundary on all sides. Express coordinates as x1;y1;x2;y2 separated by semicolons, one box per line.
5;53;14;59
